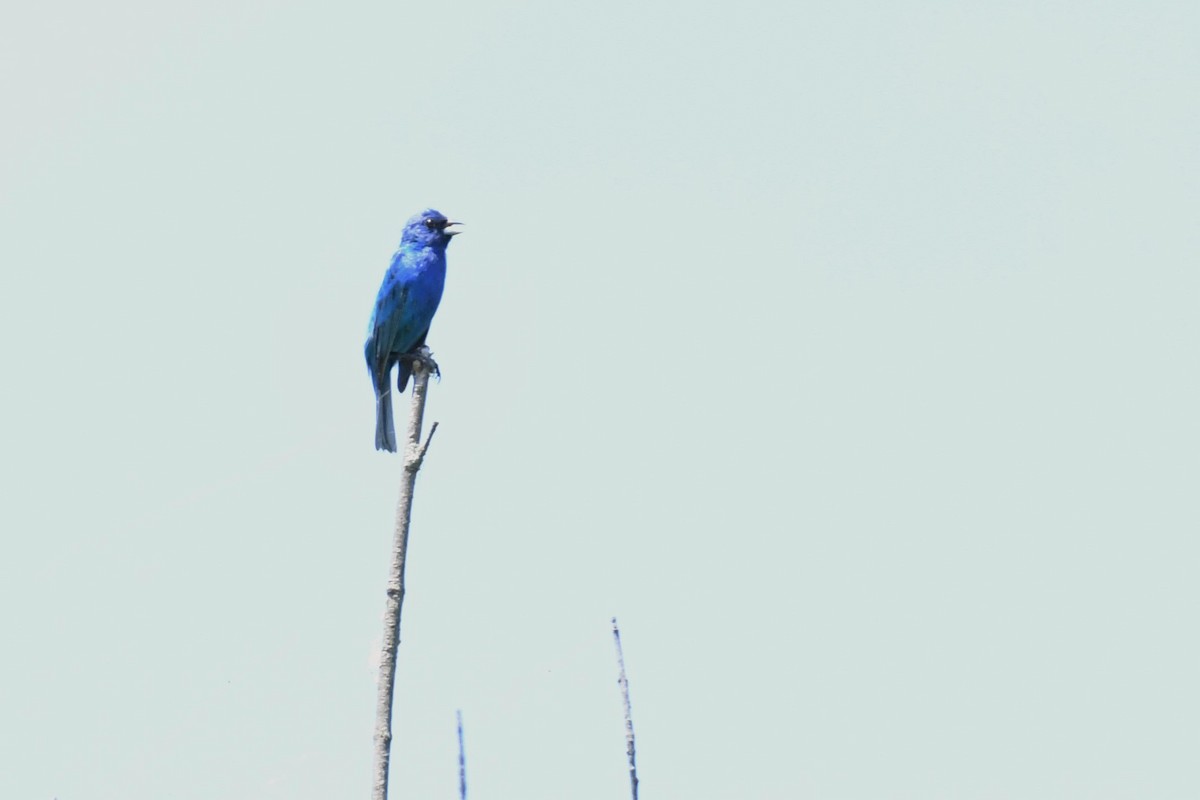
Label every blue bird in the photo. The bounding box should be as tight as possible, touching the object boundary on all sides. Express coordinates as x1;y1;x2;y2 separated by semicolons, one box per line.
365;209;460;452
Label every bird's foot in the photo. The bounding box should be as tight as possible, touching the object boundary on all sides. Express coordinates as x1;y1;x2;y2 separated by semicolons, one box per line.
402;346;441;380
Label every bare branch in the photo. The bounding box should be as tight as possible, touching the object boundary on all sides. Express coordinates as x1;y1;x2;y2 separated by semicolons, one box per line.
372;361;438;800
612;617;640;800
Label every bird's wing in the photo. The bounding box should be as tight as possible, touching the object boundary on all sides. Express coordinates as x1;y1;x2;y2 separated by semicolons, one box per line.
367;275;411;371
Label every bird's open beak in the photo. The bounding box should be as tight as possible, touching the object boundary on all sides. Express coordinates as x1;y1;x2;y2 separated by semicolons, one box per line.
444;221;463;236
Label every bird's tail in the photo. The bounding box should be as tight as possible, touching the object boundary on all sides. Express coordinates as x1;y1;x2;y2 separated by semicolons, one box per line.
375;384;397;452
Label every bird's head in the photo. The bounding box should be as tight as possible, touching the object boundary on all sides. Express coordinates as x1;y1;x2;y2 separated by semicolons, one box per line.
402;208;462;249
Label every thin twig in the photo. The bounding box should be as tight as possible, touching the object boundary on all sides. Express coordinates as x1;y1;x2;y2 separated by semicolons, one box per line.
457;710;468;800
372;362;438;800
612;618;639;800
413;421;439;470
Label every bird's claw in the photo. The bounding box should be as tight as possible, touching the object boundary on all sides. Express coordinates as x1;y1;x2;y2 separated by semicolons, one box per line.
402;346;441;380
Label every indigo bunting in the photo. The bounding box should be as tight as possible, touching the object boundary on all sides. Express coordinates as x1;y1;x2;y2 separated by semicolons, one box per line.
365;209;460;452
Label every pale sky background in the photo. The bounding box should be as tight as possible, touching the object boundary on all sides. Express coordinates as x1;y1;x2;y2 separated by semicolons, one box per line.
1;2;1197;798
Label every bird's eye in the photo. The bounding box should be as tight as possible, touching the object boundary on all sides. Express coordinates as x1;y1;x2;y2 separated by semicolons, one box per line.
424;218;436;230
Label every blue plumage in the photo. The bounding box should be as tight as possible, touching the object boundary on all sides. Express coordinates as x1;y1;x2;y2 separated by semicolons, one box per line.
365;209;460;452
